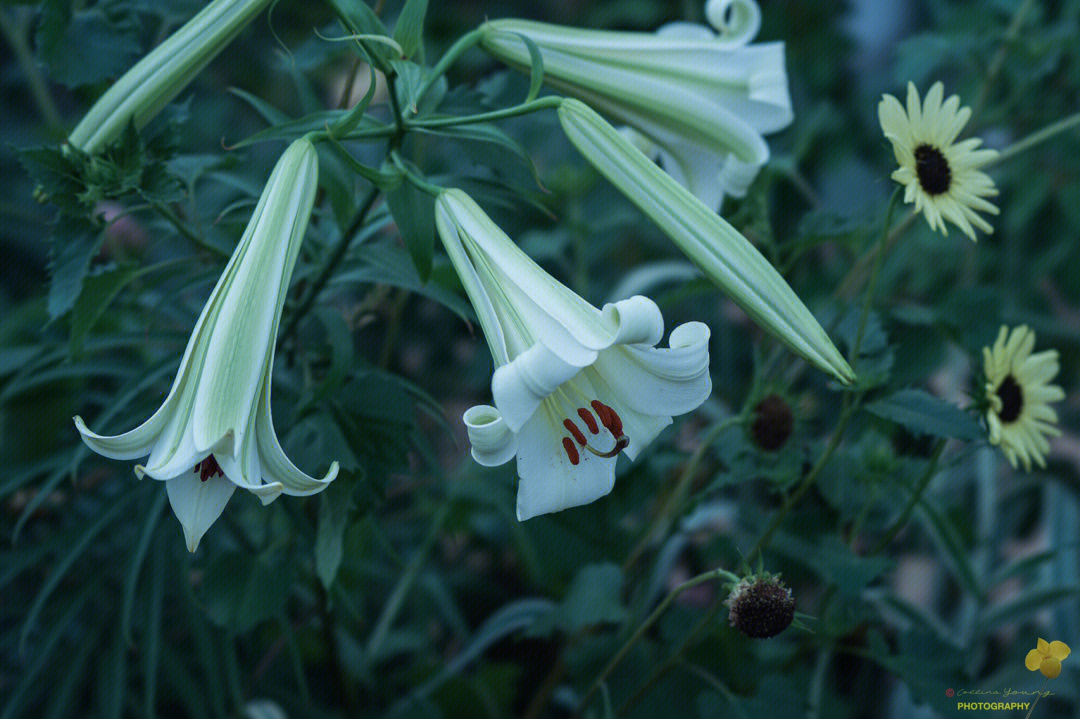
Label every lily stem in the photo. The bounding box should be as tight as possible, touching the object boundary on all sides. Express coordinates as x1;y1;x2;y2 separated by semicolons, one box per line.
407;96;564;128
573;567;739;717
409;28;484;116
0;8;62;130
279;187;381;346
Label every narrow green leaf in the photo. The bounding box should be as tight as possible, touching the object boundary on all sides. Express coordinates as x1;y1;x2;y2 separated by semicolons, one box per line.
385;174;436;281
330;65;378;137
389;58;427;113
325;134;404;189
977;586;1080;633
865;389;981;441
514;32;544;104
315;491;355;590
19;491;137;653
915;499;983;600
228;87;291;125
414;123;547;192
120;491;167;643
393;0;428;59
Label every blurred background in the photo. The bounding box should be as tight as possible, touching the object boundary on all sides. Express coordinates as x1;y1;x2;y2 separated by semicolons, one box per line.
2;1;1080;717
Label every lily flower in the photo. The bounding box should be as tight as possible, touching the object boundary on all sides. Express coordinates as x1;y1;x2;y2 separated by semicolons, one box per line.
69;0;273;154
479;0;792;210
558;98;854;385
74;138;337;551
435;189;712;520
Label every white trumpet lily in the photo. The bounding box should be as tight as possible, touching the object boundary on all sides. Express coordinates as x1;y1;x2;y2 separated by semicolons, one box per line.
479;0;792;210
435;189;712;520
74;137;338;551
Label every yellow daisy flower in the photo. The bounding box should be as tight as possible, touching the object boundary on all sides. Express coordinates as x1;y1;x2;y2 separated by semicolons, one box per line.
878;81;999;241
1026;638;1071;679
983;325;1064;471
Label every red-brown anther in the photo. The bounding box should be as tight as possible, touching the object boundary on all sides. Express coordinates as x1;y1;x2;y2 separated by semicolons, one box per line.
563;419;588;446
562;437;580;465
577;408;600;434
197;456;224;482
590;400;623;436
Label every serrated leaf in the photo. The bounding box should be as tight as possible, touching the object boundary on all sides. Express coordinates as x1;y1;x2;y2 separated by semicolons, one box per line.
315;492;355;590
47;216;105;320
385;176;435;281
392;0;428;59
865;389;981;441
69;262;140;356
37;4;142;87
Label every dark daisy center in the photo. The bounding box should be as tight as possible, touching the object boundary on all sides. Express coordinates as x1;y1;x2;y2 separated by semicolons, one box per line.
914;144;951;195
996;375;1023;423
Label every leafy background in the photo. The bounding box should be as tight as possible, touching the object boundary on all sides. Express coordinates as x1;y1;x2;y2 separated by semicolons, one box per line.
3;0;1080;717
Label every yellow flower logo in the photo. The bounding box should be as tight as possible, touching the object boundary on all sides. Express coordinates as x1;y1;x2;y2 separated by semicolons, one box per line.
1025;638;1071;679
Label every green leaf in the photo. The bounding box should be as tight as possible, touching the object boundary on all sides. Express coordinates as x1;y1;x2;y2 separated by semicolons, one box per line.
325;135;404;189
541;563;626;634
390;58;427;113
385;176;435;281
414;123;547;192
315;492;355;590
393;0;428;59
201;552;293;633
69;262;140;356
514;32;545;104
865;389;981;441
37;3;141;87
330;65;378;137
324;0;396;67
47;216;105;320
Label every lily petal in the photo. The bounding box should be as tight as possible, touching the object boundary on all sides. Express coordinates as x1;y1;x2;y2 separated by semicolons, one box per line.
464;405;518;467
166;470;237;552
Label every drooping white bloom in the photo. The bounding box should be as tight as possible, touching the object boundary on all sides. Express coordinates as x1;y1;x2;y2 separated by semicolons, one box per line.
75;138;338;551
479;0;792;210
558;98;854;385
69;0;273;154
435;189;712;520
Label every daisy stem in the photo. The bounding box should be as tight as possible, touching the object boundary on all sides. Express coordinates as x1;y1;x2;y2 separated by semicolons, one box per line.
854;187;902;366
573;566;739;717
869;438;947;553
993;112;1080;165
972;0;1037;119
1023;677;1049;719
622;413;748;572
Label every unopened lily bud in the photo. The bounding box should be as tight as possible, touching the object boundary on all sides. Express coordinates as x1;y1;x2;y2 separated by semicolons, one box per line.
69;0;272;154
557;98;854;385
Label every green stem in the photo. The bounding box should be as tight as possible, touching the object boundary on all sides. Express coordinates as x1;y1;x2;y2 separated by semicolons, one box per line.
1023;677;1049;719
870;439;947;553
392;151;445;196
0;8;62;129
853;188;902;367
407;96;563;128
993;112;1080;165
279;187;381;345
151;201;227;258
365;502;452;662
623;414;746;572
573;567;739;717
408;28;484;116
972;0;1037;118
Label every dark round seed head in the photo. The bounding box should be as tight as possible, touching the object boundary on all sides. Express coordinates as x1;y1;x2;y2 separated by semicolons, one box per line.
751;394;794;452
914;144;951;195
996;375;1024;423
726;578;796;639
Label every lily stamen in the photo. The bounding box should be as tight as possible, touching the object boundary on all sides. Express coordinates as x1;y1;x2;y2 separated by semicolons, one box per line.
197;456;224;482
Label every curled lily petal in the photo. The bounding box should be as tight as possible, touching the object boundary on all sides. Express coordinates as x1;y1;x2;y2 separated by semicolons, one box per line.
463;405;518;467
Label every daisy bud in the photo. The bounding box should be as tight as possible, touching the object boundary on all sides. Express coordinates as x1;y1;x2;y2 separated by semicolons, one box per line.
725;574;796;639
750;393;793;451
69;0;272;154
